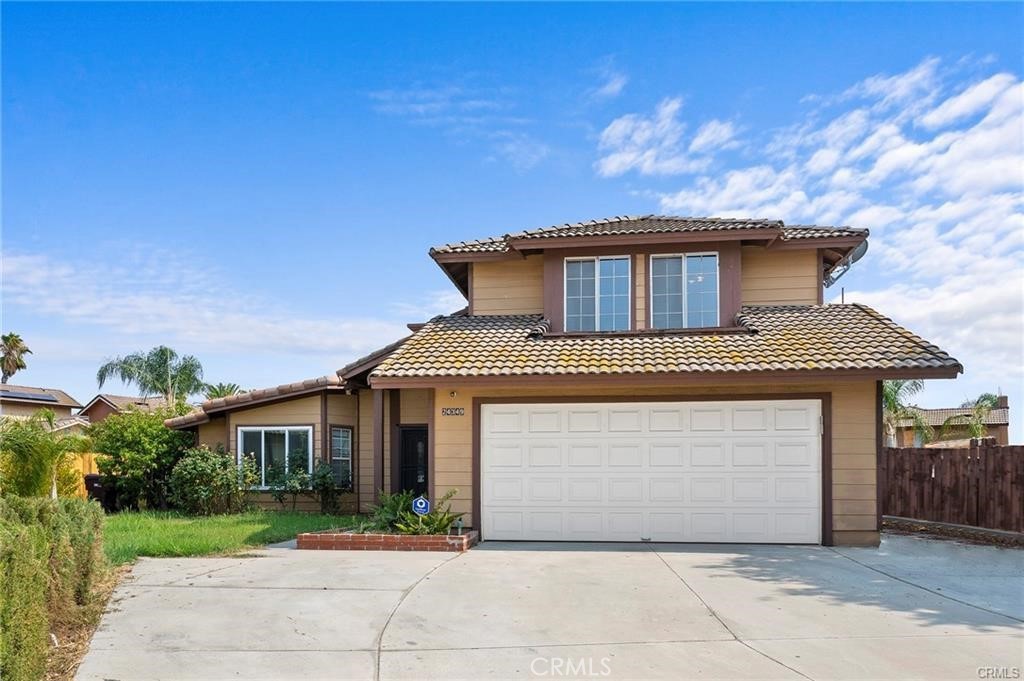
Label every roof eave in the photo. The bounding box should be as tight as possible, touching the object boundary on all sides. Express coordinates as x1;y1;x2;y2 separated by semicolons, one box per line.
369;365;962;389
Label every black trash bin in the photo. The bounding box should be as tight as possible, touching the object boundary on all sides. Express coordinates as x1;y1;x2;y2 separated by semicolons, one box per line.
84;474;117;512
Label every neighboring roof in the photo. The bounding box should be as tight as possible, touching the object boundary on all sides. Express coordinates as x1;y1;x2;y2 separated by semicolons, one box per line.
81;394;169;414
900;406;1009;428
430;215;866;255
370;304;961;382
52;415;91;432
0;384;82;408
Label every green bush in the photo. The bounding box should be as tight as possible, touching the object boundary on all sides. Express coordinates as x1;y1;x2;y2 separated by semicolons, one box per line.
310;463;340;514
169;445;257;515
0;409;89;498
393;489;464;535
88;406;194;510
357;489;464;535
266;452;312;511
0;496;106;681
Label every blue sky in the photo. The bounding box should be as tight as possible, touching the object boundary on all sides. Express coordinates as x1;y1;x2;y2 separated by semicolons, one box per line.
3;3;1022;441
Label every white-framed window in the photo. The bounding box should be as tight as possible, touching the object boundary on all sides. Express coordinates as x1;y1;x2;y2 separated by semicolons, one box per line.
564;256;631;332
650;253;720;329
237;426;313;488
330;426;353;491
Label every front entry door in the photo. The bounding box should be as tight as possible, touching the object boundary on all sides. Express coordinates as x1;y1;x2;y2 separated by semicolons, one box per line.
399;426;429;497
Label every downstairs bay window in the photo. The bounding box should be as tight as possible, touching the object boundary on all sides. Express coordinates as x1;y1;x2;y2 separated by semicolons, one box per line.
237;426;313;488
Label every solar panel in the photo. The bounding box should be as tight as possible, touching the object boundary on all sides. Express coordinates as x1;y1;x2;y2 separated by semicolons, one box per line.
0;390;59;402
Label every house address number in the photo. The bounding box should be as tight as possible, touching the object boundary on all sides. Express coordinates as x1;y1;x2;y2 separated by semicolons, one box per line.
441;407;465;417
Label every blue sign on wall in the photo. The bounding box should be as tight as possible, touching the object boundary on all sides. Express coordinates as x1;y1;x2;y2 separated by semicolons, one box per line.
411;496;431;516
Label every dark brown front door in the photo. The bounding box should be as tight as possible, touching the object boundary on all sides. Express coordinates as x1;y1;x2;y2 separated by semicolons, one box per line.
399;426;428;497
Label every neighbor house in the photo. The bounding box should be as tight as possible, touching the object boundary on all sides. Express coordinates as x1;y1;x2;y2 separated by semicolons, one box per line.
79;394;169;424
168;215;962;546
0;384;83;421
896;396;1010;446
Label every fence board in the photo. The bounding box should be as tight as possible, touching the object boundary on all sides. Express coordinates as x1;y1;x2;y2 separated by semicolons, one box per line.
881;442;1023;533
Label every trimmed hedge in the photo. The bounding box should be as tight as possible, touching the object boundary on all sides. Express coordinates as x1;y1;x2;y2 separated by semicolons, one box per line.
0;496;105;681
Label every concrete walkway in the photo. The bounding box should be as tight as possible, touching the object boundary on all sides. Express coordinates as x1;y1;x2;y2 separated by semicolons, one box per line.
77;535;1023;680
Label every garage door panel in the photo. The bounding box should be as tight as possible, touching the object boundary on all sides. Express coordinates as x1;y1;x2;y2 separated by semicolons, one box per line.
482;400;821;543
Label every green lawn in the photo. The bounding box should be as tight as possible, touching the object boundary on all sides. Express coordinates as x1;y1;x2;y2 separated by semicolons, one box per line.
104;511;359;565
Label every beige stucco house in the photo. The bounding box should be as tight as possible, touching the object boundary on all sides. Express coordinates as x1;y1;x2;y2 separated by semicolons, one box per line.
0;384;84;429
168;215;962;546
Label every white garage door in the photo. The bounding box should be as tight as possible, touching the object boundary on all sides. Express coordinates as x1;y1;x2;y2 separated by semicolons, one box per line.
481;400;822;543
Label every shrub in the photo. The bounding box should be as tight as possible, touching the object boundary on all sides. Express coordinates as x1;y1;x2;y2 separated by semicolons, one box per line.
169;445;257;516
310;463;340;514
0;409;89;498
89;407;194;510
266;463;311;512
393;489;464;535
0;496;106;681
357;489;464;535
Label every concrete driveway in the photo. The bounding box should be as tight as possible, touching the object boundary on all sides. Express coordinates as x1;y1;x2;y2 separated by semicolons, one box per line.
78;535;1023;680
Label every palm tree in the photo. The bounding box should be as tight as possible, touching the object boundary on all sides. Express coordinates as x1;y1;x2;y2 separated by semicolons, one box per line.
882;379;933;446
96;346;204;405
0;409;90;498
204;382;242;399
941;393;1000;440
1;332;33;384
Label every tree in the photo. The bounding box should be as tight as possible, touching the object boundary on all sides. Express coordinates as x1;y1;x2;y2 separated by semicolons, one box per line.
0;409;89;498
204;382;242;400
96;346;204;405
942;393;1000;440
882;380;933;446
88;406;194;509
1;332;32;384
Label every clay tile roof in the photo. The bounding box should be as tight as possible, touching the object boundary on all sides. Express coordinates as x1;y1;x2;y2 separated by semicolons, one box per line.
900;407;1009;428
430;215;866;255
370;304;961;380
92;394;169;412
164;374;344;429
0;384;83;408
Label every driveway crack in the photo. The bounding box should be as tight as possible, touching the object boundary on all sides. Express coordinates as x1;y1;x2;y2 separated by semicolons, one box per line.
374;552;465;681
645;544;816;681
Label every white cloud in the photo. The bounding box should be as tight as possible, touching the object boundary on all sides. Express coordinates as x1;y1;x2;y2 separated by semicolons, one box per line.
621;57;1024;397
689;119;740;154
918;73;1018;129
1;250;413;360
596;98;711;177
489;131;550;171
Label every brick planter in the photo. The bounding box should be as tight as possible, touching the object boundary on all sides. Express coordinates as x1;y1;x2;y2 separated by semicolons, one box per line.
296;530;478;552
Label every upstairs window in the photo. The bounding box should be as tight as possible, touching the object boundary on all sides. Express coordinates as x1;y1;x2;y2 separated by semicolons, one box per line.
650;253;719;329
565;256;630;332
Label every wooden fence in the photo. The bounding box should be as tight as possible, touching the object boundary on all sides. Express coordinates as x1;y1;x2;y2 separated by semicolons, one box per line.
879;442;1024;533
70;452;100;499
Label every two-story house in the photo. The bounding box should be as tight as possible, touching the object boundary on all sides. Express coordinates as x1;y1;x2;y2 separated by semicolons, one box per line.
167;215;962;545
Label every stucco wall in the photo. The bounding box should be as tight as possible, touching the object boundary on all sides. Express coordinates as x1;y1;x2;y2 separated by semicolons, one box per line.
741;247;819;305
471;256;545;315
0;403;74;419
428;380;879;546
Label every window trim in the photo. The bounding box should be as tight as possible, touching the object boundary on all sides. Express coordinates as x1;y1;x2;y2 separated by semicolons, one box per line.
329;424;355;491
563;255;632;332
648;252;720;329
236;425;314;489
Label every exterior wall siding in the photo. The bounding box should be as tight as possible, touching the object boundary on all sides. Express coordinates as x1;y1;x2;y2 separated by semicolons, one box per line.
197;417;227;449
0;403;75;419
471;256;545;315
357;390;375;512
428;380;879;546
228;395;323;463
741;247;820;306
